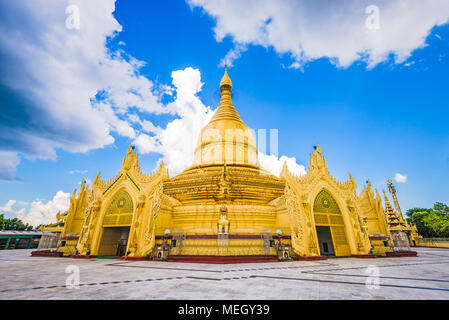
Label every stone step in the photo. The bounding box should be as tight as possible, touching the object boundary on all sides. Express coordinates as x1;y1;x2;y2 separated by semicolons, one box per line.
167;255;279;264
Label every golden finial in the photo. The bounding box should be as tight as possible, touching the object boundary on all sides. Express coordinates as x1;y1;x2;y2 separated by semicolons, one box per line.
220;65;232;92
127;143;134;155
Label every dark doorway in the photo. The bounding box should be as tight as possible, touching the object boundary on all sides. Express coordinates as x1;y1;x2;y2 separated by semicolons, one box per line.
316;226;335;256
98;226;130;257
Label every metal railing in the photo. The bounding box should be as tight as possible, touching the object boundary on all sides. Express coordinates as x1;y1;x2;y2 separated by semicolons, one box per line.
419;238;449;242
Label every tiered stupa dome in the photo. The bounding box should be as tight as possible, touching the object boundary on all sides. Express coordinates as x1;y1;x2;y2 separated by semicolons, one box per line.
194;67;258;166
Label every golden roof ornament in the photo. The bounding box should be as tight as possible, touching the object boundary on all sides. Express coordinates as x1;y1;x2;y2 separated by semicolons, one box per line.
220;64;232;91
123;143;137;171
382;189;401;226
310;143;326;170
387;179;404;220
127;143;134;155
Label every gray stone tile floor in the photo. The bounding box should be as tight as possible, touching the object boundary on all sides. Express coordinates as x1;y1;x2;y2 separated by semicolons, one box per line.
1;247;449;299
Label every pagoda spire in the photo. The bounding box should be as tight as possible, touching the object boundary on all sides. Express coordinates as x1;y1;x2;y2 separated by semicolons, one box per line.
383;189;402;227
209;66;243;123
220;64;232;90
193;66;258;166
387;180;404;220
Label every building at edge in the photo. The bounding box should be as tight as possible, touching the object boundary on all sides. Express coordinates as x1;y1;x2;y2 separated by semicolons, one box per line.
39;69;421;262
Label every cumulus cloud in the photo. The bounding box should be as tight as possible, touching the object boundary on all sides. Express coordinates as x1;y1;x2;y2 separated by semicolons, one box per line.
0;0;167;180
0;151;21;181
133;67;215;175
1;191;71;227
394;173;407;183
0;200;25;217
0;192;68;227
258;153;306;177
188;0;449;69
0;0;307;183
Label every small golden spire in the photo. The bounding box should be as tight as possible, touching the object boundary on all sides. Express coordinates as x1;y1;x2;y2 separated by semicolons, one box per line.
387;179;404;220
382;189;388;201
209;66;241;123
220;65;232;92
127;143;134;155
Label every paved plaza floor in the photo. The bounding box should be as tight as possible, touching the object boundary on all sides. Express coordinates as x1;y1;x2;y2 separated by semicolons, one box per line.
1;247;449;300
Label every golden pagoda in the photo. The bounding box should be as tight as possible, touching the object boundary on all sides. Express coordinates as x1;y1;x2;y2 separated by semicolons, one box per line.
40;68;419;262
383;181;421;247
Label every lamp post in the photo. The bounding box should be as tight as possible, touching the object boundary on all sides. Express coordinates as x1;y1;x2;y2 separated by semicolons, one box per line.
164;229;171;245
276;229;283;245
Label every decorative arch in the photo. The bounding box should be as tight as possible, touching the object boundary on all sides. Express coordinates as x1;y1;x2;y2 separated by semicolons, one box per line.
313;189;341;214
96;189;135;256
312;189;350;256
102;189;135;227
106;190;134;215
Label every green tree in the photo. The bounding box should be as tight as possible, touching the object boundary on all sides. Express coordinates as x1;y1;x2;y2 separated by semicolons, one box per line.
0;214;34;231
0;214;5;231
434;202;449;215
407;203;449;238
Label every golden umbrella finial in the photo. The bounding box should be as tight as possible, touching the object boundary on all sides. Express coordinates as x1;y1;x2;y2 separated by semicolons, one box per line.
220;64;232;92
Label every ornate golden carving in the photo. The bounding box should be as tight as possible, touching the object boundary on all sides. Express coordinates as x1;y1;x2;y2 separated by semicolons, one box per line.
142;182;163;251
105;190;133;215
313;190;341;214
217;206;230;234
284;183;306;255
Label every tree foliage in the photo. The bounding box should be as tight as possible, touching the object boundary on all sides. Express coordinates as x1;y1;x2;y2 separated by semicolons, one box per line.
0;214;34;231
407;202;449;238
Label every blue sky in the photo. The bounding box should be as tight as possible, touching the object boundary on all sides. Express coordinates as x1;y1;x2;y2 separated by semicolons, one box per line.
0;0;448;226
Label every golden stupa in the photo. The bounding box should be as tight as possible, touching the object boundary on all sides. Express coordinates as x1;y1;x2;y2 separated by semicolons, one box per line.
40;68;420;262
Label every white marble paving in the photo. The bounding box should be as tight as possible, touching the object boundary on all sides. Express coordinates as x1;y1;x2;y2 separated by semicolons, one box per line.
1;248;449;299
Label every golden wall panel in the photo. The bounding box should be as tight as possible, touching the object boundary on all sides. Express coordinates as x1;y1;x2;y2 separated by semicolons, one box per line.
170;204;277;235
314;214;329;225
329;215;344;225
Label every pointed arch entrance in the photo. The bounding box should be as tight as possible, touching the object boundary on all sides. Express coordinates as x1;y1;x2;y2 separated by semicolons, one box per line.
98;190;134;256
313;190;350;256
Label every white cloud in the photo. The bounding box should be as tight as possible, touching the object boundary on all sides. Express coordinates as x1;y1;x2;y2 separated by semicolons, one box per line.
9;191;71;227
0;1;308;183
0;0;167;179
189;0;449;69
69;170;88;175
0;200;25;217
219;44;248;67
258;153;307;177
394;173;407;183
133;67;215;176
0;151;21;181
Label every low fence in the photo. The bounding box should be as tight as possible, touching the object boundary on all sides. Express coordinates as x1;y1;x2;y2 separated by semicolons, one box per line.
417;238;449;249
37;233;60;249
